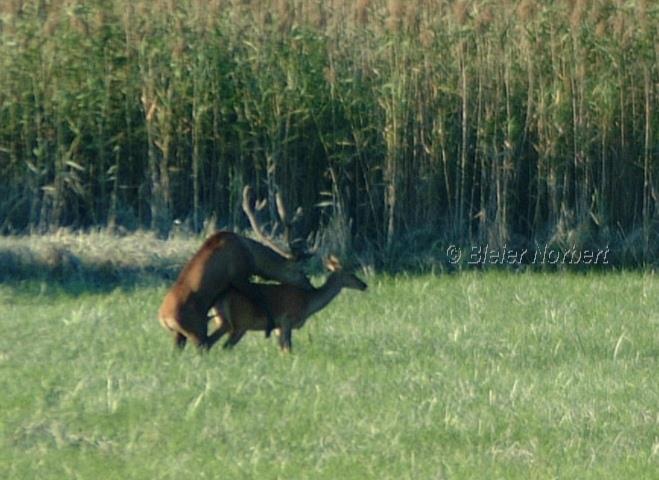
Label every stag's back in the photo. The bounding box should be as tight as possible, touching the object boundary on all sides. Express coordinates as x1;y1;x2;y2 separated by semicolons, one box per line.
159;232;252;320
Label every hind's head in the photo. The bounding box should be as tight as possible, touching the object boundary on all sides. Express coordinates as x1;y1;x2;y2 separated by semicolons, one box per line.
325;256;368;291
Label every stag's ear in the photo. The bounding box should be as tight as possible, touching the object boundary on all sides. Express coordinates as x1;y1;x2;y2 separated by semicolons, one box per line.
325;255;342;272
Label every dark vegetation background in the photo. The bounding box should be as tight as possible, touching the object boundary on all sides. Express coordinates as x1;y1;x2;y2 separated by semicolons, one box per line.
0;0;656;266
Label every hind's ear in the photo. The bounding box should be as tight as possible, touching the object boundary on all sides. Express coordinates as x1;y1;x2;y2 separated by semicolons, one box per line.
325;255;342;272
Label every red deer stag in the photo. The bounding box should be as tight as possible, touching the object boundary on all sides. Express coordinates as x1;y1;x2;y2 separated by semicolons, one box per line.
208;257;367;352
158;186;314;349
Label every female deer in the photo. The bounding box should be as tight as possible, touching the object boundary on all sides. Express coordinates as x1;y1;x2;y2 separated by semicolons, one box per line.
208;257;367;352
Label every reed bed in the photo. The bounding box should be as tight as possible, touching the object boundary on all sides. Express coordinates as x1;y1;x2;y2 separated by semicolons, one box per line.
0;0;656;261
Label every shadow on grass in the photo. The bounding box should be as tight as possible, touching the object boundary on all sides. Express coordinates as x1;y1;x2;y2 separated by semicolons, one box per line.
0;247;178;296
0;237;637;298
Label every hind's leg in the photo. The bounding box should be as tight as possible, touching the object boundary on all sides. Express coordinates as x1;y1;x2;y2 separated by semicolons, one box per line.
278;327;292;353
206;321;230;350
222;329;246;349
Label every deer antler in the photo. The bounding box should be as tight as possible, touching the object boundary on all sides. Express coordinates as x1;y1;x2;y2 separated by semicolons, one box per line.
243;185;311;260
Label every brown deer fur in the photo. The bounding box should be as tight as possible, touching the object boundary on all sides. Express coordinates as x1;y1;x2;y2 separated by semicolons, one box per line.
158;231;312;349
208;268;367;352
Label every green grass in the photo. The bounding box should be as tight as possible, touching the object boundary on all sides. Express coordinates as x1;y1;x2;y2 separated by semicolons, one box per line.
1;272;657;479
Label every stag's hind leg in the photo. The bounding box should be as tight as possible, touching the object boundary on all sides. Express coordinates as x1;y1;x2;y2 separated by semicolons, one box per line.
206;319;231;350
160;314;192;350
174;332;187;349
173;305;213;351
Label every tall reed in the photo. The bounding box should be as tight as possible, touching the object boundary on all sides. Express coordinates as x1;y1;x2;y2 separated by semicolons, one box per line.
0;0;656;262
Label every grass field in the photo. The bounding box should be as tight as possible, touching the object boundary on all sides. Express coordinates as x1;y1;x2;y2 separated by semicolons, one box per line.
1;271;658;479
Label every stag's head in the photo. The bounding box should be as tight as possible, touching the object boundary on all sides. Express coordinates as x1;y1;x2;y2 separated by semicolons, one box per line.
280;261;314;291
243;185;316;290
